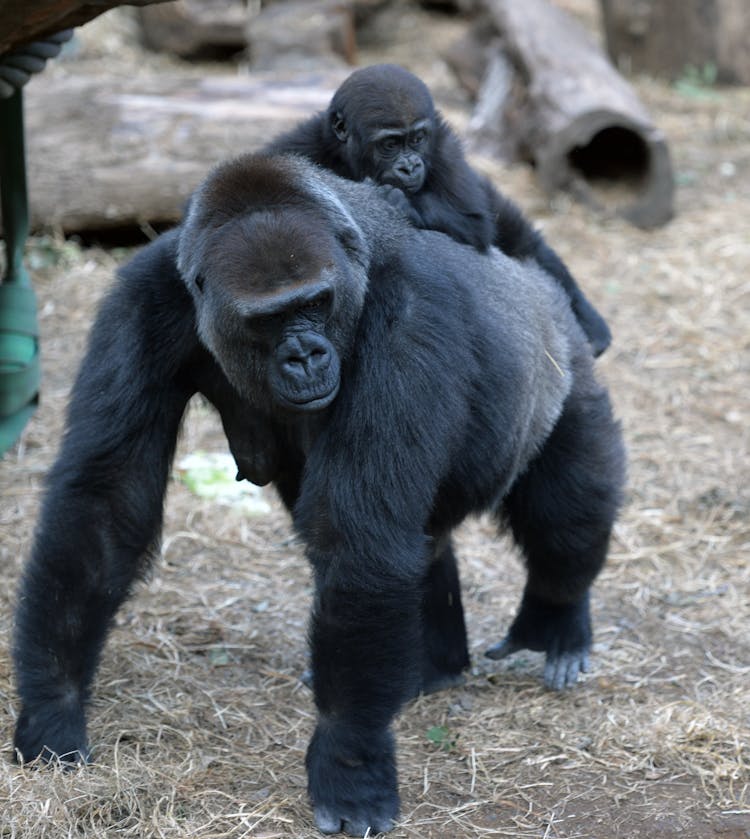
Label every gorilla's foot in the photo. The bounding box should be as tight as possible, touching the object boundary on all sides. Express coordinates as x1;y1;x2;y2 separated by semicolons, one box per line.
485;591;593;690
306;720;399;836
543;645;590;691
486;634;590;690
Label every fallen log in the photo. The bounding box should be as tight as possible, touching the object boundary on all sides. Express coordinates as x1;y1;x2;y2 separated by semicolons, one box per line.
18;71;346;232
246;0;357;71
600;0;750;85
469;0;674;228
137;0;247;59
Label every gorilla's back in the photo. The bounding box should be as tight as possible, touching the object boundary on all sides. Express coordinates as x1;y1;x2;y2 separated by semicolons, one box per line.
369;226;581;513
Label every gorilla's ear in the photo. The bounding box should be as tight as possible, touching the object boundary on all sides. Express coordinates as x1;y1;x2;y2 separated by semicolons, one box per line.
329;206;368;267
331;110;348;142
306;178;369;268
335;220;366;264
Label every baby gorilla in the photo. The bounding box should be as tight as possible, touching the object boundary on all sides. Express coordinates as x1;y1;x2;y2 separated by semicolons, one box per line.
266;63;612;356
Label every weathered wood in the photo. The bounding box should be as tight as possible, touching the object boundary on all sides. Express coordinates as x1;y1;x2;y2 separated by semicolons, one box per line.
441;15;495;98
0;0;168;55
246;0;357;71
600;0;750;84
137;0;246;58
472;0;674;228
17;72;347;232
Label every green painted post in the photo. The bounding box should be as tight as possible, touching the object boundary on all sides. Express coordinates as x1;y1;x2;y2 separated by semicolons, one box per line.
0;87;40;454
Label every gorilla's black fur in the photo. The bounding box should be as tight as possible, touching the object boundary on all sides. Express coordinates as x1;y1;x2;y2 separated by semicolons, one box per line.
13;154;625;836
265;63;612;356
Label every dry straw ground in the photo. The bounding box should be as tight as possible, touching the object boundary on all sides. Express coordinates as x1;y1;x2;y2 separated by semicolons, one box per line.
1;2;749;837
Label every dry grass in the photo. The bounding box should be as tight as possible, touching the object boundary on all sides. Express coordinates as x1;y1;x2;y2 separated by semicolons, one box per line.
1;3;749;837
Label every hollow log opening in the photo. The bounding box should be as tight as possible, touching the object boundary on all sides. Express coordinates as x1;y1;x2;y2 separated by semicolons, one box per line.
568;125;651;189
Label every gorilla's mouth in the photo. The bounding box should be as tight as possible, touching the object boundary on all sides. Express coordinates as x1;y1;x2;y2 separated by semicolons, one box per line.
382;173;424;194
276;380;340;412
400;179;423;194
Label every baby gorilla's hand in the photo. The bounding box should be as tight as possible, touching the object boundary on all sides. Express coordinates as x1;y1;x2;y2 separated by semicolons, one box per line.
377;183;412;213
376;184;425;228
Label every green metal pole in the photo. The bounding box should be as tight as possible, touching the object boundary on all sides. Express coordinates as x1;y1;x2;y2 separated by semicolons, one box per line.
0;87;40;453
1;88;31;286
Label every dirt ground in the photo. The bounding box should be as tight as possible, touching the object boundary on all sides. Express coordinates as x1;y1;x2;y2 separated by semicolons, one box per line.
1;1;749;837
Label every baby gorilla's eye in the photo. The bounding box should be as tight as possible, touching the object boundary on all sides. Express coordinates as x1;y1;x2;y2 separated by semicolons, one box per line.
378;137;400;154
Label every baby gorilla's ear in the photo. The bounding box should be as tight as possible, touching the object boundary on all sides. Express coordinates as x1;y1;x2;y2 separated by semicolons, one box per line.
330;110;348;142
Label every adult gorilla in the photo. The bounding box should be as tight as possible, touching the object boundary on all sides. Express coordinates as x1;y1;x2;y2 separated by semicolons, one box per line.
13;154;625;836
265;63;612;357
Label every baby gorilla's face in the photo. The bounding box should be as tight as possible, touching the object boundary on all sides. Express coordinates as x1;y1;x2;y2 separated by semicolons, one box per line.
367;119;431;194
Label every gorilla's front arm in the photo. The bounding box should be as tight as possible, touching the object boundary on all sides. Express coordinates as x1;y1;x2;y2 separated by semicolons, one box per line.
411;186;491;251
293;272;469;834
13;232;198;763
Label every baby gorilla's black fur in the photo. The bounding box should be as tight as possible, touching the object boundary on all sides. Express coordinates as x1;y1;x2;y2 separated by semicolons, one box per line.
265;63;612;356
13;154;625;836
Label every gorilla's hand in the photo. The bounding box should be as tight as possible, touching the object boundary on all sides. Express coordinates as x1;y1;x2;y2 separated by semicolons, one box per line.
377;184;423;227
306;722;399;836
377;182;408;209
485;591;592;691
14;698;89;766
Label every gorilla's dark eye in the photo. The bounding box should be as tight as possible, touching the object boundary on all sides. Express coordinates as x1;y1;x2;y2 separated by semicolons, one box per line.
247;311;283;335
301;291;332;314
378;137;400;155
410;130;427;148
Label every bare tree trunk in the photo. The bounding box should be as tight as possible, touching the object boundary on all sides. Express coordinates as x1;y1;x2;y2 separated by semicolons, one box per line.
470;0;674;228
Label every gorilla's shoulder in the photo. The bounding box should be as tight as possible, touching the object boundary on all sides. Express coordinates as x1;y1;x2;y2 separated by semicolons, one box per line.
119;228;182;288
110;229;196;340
368;231;473;311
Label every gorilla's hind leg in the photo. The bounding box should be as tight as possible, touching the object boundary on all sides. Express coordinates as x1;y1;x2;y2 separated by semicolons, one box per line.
420;536;470;694
488;380;625;689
